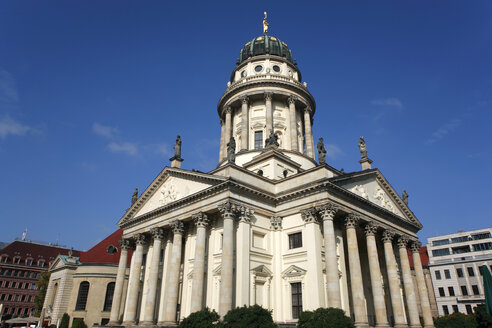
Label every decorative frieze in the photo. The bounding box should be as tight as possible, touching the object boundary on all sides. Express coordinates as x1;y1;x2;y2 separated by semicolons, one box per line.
270;216;282;230
192;212;210;228
170;220;185;234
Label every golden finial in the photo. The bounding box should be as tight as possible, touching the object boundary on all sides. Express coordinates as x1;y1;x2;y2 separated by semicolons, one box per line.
263;11;269;34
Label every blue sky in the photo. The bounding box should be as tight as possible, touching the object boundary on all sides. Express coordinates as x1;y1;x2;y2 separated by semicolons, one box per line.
0;1;491;250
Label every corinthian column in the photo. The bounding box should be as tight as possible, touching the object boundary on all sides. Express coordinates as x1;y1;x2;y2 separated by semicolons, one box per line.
240;96;249;151
190;212;210;313
316;203;341;308
382;230;407;328
288;96;298;151
162;220;184;325
224;107;232;152
109;238;131;324
122;234;146;325
301;208;325;309
236;205;253;307
265;92;273;136
364;223;389;327
219;119;225;162
398;237;420;328
345;214;368;328
218;202;235;316
304;108;314;159
411;242;434;328
141;228;165;325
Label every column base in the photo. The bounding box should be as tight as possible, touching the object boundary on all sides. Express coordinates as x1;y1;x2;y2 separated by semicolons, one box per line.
106;322;122;327
375;323;390;328
393;324;408;328
157;322;177;327
138;321;155;326
354;322;369;328
120;322;135;326
423;325;435;328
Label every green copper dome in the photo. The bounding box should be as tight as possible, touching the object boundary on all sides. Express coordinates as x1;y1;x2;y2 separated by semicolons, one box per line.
238;34;294;65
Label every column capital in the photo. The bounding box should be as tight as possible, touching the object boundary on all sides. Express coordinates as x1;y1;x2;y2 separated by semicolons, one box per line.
218;201;235;217
220;118;224;125
150;227;166;240
170;220;185;235
225;106;232;114
364;221;380;236
264;92;273;101
118;238;132;251
240;95;249;104
304;106;312;115
133;233;147;246
397;236;409;249
410;240;422;253
287;95;297;104
345;213;361;229
237;205;254;223
315;203;339;221
382;229;396;243
270;216;282;230
192;212;210;228
301;208;318;224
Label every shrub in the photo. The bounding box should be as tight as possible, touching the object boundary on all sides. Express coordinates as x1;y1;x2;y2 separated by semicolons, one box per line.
434;312;477;328
221;305;276;328
297;307;354;328
59;313;70;328
71;318;87;328
179;307;220;328
475;304;492;328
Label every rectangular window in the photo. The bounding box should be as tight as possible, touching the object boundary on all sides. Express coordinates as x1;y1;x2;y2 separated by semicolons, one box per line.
444;269;451;279
451;236;469;243
471;232;491;240
452;246;470;254
432;248;450;257
438;287;445;297
452;305;459;313
473;242;492;251
466;305;473;314
448;287;455;296
291;282;302;319
467;267;475;277
254;131;263;150
461;285;468;296
456;268;464;278
472;285;479;295
433;239;450;246
288;232;302;249
443;305;449;315
435;270;441;280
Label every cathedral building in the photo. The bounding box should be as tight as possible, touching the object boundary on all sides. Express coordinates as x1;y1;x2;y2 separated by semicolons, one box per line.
43;17;434;328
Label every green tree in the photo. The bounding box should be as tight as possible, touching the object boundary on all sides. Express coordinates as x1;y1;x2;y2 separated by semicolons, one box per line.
298;307;354;328
434;312;477;328
179;307;220;328
59;313;70;328
71;318;87;328
34;272;51;315
221;305;276;328
475;304;492;328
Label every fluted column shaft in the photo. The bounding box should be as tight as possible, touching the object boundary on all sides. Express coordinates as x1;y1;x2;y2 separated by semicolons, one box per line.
364;223;389;327
122;234;146;325
317;204;341;308
142;228;165;324
190;213;209;313
288;96;298;151
304;108;314;159
236;206;253;307
224;107;232;152
240;97;249;150
345;214;368;328
162;221;184;325
398;238;420;327
219;203;235;316
411;242;434;328
382;231;406;328
109;239;131;324
265;92;273;136
219;119;225;162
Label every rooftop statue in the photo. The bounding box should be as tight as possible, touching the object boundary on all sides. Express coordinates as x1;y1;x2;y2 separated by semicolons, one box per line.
227;136;236;163
402;189;409;205
358;136;368;159
263;12;269;34
265;130;279;148
131;188;138;206
317;137;327;164
173;135;182;160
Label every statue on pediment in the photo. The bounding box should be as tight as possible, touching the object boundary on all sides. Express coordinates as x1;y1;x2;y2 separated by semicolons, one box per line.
131;188;138;205
402;189;408;205
358;136;368;159
317;138;327;164
265;130;279;148
173;135;182;160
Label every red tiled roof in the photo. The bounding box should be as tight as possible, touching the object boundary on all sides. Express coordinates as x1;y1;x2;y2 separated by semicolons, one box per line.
79;229;132;265
0;240;80;264
407;246;429;268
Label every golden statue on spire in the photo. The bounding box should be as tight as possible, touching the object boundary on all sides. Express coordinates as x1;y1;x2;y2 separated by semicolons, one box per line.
263;11;269;34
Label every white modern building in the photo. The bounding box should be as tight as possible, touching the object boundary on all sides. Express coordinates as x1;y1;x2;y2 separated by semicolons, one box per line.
427;227;492;316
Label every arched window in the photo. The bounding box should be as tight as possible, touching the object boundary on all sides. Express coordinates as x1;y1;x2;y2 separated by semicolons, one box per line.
75;281;90;311
50;282;58;307
103;282;115;311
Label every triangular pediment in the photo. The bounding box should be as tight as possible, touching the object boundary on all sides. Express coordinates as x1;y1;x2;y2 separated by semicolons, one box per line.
251;265;273;277
49;255;80;271
242;148;302;180
118;168;226;226
331;170;422;228
282;265;307;278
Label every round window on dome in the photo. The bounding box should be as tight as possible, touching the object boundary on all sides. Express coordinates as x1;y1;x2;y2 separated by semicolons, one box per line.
272;65;281;72
255;65;263;72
